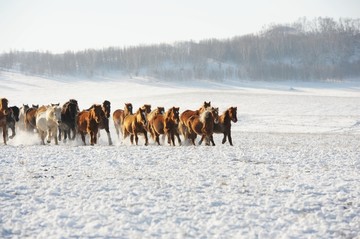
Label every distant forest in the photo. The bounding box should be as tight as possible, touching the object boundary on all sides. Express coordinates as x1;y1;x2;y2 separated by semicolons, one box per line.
1;17;360;81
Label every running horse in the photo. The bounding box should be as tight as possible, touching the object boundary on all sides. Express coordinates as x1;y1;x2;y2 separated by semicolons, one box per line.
122;107;148;145
36;105;62;145
186;107;219;146
24;104;39;132
6;106;20;139
58;99;79;141
77;104;104;145
0;98;10;145
179;101;211;140
113;103;133;139
150;107;181;146
213;106;238;146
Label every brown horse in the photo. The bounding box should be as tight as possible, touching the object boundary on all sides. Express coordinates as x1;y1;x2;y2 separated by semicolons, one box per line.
150;107;181;146
90;100;112;145
113;103;133;139
0;98;10;144
187;107;219;146
213;107;238;146
179;101;211;140
77;104;104;145
122;107;148;145
146;106;165;133
24;104;39;132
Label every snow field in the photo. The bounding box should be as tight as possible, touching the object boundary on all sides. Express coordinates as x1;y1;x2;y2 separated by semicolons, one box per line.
1;71;360;238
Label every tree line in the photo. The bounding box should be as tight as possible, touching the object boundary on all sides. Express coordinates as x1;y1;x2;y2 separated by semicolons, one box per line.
1;17;360;81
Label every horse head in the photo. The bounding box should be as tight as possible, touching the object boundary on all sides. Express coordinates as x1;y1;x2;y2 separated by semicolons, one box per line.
102;100;111;118
211;107;219;124
168;107;180;124
142;104;151;114
10;106;20;122
47;106;62;125
0;98;9;115
66;102;79;120
136;107;147;126
125;103;133;115
32;104;39;109
157;107;165;115
90;104;104;123
229;107;238;123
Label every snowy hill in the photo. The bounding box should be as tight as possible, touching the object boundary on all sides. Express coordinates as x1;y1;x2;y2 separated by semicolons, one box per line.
0;71;360;238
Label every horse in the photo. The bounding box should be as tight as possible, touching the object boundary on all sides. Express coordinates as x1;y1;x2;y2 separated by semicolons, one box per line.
18;104;29;131
25;104;39;132
6;106;20;139
58;99;79;142
146;106;165;133
113;103;133;139
0;98;10;145
77;104;104;145
122;107;148;145
186;107;219;146
86;100;112;145
150;107;181;146
36;105;62;145
178;101;211;140
213;107;238;146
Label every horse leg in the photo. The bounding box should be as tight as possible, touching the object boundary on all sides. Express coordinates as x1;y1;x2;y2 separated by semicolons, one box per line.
228;132;233;146
155;132;160;145
134;132;139;145
54;128;59;145
222;133;227;144
170;132;175;146
71;128;76;140
198;135;205;145
105;128;112;146
114;124;120;139
2;126;7;145
143;130;148;146
175;131;181;146
80;132;86;145
130;134;134;145
40;130;45;145
210;135;216;146
58;128;62;141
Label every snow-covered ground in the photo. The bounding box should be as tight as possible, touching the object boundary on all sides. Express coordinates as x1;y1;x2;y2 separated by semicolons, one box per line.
1;71;360;238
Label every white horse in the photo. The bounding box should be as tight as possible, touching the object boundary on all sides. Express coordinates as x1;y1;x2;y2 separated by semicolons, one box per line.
36;105;62;145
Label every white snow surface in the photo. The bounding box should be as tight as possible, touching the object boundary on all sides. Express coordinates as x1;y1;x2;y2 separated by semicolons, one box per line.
1;71;360;238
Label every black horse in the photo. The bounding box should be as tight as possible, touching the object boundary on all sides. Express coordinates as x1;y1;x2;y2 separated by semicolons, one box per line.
6;106;20;139
58;99;79;141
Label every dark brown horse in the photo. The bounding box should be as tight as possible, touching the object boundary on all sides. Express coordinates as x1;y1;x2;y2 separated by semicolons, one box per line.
6;106;20;139
179;101;211;140
0;98;10;144
122;107;148;145
24;104;39;132
187;107;219;146
150;107;181;146
213;107;238;146
58;99;79;141
113;103;133;139
77;104;104;145
96;100;112;145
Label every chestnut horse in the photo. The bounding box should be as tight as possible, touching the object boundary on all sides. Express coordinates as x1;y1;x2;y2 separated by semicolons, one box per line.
213;107;238;146
122;107;148;145
150;107;181;146
25;104;39;132
179;101;211;140
58;99;79;141
77;104;104;145
186;107;219;146
113;103;133;139
146;106;165;133
0;98;10;144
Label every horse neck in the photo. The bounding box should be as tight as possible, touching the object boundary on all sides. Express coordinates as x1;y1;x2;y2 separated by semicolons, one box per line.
221;110;231;125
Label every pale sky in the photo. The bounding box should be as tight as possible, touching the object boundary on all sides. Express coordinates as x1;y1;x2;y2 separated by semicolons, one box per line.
0;0;359;53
